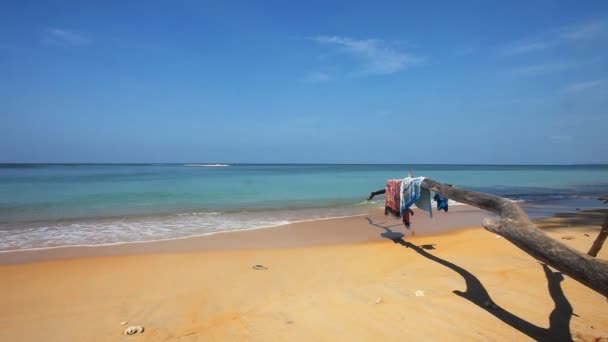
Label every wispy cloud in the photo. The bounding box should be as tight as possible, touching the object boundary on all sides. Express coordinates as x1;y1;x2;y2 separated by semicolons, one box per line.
549;135;573;144
374;110;392;118
453;45;476;56
561;80;604;92
311;35;424;75
302;71;331;83
499;18;608;56
508;61;578;76
560;19;608;41
499;40;554;57
42;28;90;46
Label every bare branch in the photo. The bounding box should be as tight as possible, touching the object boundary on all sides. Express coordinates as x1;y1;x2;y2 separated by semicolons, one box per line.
420;178;608;297
587;216;608;257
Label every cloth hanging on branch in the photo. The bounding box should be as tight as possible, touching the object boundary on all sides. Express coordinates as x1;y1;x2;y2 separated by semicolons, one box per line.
400;177;433;218
384;179;402;217
434;193;449;212
402;207;413;228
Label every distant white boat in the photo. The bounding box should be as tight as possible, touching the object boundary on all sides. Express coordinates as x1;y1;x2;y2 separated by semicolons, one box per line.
184;164;230;167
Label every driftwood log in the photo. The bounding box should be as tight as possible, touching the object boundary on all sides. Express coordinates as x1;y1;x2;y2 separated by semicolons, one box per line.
419;178;608;297
587;215;608;257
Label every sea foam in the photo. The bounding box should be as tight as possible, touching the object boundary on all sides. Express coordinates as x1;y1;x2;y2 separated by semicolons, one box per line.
0;206;368;251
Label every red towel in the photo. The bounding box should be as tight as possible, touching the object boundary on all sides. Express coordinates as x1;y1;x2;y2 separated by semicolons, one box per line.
385;179;401;216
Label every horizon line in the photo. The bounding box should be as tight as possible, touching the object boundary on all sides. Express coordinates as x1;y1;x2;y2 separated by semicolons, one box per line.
1;162;607;166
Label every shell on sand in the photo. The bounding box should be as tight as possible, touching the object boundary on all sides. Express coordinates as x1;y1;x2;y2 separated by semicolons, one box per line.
124;326;144;335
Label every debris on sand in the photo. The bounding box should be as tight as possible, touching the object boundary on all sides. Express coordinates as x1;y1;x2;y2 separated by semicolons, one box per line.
124;326;144;335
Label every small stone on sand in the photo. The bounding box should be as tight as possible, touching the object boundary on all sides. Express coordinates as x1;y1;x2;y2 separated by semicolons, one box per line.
124;325;144;335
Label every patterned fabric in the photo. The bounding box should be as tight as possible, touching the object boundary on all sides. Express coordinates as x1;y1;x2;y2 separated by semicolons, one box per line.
401;177;433;218
385;179;402;216
400;177;423;214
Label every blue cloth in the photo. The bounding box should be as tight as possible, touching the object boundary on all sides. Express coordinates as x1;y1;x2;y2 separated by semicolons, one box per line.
400;177;433;218
434;193;448;212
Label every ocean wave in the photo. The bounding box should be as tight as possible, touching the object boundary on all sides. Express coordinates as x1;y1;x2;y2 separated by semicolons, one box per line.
177;211;222;216
0;214;281;251
0;207;367;251
183;164;230;167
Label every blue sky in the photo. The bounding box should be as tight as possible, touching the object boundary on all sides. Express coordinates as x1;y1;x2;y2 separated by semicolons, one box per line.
1;1;607;164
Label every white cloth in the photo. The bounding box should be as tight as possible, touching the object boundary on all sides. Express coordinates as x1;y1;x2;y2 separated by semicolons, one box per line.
400;176;433;218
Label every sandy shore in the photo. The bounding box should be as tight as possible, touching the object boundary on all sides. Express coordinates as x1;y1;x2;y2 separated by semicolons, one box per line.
1;208;607;341
0;205;488;264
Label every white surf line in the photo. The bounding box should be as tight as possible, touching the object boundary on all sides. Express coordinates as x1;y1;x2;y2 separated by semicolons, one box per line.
0;213;370;253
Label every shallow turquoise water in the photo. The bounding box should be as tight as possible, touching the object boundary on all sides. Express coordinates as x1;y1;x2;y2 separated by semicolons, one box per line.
1;164;607;250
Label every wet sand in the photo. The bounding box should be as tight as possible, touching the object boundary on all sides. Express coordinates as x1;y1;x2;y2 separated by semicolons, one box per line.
0;205;488;264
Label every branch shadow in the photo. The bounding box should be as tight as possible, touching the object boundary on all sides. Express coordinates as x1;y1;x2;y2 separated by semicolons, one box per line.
367;217;573;342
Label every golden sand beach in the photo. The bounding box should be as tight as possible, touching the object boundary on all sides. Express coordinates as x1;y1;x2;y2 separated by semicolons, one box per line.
1;207;607;341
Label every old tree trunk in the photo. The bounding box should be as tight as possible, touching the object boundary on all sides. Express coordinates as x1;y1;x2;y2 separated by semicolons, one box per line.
420;178;608;298
587;215;608;257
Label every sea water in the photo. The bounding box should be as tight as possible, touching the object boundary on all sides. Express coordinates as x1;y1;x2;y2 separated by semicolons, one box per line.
1;164;607;250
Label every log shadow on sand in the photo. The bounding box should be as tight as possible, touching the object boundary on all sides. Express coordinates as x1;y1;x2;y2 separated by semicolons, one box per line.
367;217;573;342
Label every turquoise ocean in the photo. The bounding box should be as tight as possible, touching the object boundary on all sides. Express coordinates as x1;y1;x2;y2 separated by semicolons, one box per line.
1;164;607;251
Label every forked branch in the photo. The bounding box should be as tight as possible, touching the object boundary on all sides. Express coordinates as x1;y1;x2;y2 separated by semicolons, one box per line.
420;178;608;297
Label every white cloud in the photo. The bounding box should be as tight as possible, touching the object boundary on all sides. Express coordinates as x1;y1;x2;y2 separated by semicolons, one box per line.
311;35;424;75
499;40;554;57
561;80;603;92
499;19;608;56
508;61;577;76
453;45;476;56
42;28;90;46
549;135;573;144
302;71;331;83
560;19;608;41
374;110;392;118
